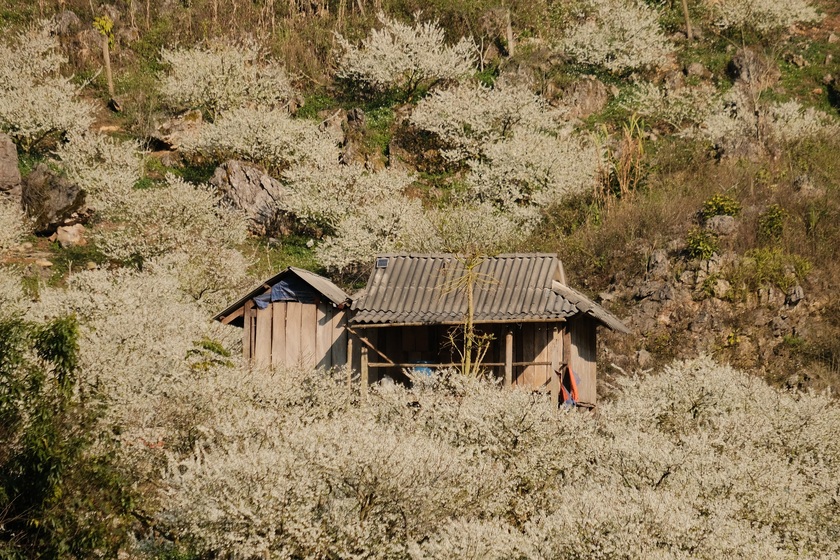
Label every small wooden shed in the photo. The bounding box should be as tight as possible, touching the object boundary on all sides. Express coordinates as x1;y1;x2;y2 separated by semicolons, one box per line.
214;266;350;370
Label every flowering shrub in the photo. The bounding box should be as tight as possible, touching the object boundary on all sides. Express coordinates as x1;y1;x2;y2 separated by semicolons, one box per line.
316;196;435;271
561;0;673;74
704;0;821;32
55;131;144;212
466;129;600;222
180;107;338;173
409;80;566;163
767;100;835;144
0;25;93;151
336;13;475;96
155;357;840;558
694;89;835;153
93;174;247;264
625;82;717;131
282;164;414;232
159;42;296;120
0;198;27;253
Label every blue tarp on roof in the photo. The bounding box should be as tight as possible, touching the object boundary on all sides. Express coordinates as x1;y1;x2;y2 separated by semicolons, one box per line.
253;276;320;309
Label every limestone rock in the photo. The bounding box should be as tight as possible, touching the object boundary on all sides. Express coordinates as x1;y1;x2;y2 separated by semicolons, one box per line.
54;224;87;248
705;215;736;236
51;9;82;36
21;164;86;235
647;249;670;278
154;110;203;151
786;285;804;306
210;160;286;236
686;62;712;79
565;76;610;119
0;133;21;200
341;108;367;166
729;48;780;89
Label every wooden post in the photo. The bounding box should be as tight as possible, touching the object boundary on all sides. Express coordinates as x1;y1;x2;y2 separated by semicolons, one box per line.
504;329;513;386
360;340;369;399
243;300;253;361
550;370;560;409
551;325;561;374
346;332;354;391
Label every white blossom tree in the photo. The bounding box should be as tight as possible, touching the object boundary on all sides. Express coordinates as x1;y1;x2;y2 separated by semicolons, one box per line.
336;12;476;97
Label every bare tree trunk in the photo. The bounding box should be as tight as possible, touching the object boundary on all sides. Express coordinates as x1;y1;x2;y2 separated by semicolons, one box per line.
681;0;694;41
355;0;365;17
102;34;115;98
145;0;151;31
505;9;515;57
129;0;137;30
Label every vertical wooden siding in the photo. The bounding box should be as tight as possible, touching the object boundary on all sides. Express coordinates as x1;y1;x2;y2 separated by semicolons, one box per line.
569;317;597;406
243;300;348;370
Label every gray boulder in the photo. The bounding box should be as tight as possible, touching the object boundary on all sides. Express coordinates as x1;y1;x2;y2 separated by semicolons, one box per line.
21;164;86;235
705;215;737;236
210;160;286;236
0;133;21;200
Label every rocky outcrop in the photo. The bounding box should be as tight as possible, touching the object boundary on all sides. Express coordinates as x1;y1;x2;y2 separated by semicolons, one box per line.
210;160;286;236
564;76;611;119
21;164;87;235
153;110;203;151
0;133;21;200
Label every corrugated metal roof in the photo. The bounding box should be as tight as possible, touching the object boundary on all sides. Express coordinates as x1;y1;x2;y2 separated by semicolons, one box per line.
350;253;626;329
213;267;350;326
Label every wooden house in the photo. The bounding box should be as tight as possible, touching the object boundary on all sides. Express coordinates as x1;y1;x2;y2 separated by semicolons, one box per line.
213;266;350;370
349;254;628;407
215;254;628;407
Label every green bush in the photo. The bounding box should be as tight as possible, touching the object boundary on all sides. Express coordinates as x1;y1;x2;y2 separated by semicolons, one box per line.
0;315;134;558
758;204;787;243
702;193;741;219
685;228;719;260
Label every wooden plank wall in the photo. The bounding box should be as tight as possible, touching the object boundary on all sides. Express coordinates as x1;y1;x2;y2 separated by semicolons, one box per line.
515;323;553;388
242;299;350;370
569;316;597;405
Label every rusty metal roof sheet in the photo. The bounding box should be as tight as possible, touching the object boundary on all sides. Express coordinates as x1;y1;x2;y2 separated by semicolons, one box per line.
350;254;627;331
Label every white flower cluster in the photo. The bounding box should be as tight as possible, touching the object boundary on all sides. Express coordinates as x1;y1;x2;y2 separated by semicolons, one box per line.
410;81;598;232
410;80;567;163
180;106;339;174
694;89;835;153
93;174;246;263
625;81;718;130
30;263;240;461
0;25;93;151
159;42;296;120
0;197;28;253
55;131;144;211
767;100;836;144
156;356;840;559
316;196;435;271
467;129;600;224
282;164;413;231
704;0;821;32
561;0;673;74
336;12;476;95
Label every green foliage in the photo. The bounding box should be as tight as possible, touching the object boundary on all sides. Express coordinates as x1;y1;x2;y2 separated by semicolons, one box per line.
757;203;786;243
364;106;395;154
702;193;741;219
296;90;340;120
733;247;811;292
0;315;133;559
685;228;719;260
